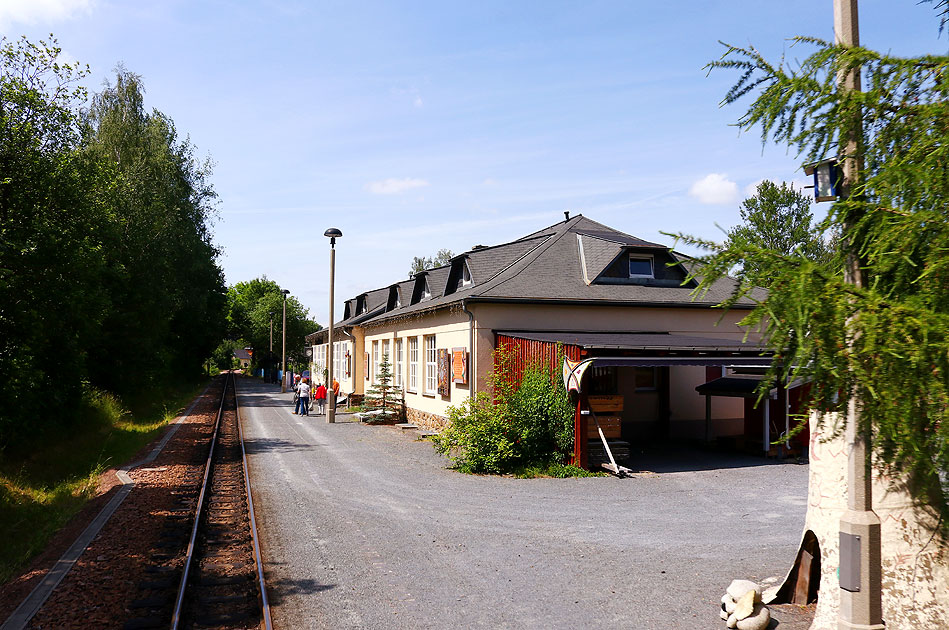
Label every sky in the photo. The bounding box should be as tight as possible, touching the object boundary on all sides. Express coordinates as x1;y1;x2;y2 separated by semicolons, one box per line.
2;1;944;325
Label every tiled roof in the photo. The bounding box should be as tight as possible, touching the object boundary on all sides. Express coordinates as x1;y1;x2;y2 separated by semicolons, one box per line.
337;214;760;329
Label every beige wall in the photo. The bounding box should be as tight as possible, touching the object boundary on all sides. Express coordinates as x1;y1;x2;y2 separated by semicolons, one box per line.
363;309;471;419
310;335;357;396
351;301;758;427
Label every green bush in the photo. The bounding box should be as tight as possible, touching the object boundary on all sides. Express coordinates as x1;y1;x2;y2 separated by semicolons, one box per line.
432;347;575;474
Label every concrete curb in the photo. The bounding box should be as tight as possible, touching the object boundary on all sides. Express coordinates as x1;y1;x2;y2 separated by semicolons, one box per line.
0;382;211;630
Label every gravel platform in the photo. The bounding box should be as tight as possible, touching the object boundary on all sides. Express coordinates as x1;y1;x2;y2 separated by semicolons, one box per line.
239;378;810;630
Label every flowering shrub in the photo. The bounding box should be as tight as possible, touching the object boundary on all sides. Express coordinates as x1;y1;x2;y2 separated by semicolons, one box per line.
432;347;574;474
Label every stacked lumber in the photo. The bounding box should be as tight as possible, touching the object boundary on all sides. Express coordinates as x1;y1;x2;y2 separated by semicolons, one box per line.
586;416;621;439
588;439;630;467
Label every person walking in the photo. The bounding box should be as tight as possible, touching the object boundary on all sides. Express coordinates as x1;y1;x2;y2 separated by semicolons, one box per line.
297;377;311;416
314;382;327;415
292;374;302;414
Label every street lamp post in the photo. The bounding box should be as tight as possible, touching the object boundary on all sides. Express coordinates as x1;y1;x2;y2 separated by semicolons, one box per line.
269;312;274;384
324;228;342;423
281;289;290;393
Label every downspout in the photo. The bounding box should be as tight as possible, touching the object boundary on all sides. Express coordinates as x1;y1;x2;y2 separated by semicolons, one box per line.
462;298;476;393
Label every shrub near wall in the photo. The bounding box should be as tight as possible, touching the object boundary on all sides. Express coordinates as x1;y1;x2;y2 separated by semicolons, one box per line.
432;348;575;475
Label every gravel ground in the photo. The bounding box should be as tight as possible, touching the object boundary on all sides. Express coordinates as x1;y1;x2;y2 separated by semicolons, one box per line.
239;378;811;630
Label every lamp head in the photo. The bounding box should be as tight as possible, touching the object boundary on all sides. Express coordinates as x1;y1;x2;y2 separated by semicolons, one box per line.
324;227;342;246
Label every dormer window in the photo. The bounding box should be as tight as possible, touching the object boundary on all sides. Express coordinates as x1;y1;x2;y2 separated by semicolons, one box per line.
628;255;654;279
422;278;431;300
461;263;472;287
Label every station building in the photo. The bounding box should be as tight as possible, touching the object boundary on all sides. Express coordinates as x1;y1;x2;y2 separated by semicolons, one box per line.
306;214;805;465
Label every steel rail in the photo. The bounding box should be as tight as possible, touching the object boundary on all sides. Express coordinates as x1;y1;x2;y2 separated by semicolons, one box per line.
236;381;274;630
170;373;228;630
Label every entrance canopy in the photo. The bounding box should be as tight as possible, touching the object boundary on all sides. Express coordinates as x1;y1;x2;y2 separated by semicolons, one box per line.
497;331;773;394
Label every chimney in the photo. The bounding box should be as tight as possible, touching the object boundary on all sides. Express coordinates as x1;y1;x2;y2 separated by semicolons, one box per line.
564;210;570;222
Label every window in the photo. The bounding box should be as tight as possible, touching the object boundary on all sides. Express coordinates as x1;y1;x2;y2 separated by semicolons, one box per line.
372;341;379;383
394;339;403;388
590;366;617;394
461;262;472;286
332;341;342;382
425;335;437;393
382;339;390;379
408;337;419;391
629;255;654;278
422;278;431;300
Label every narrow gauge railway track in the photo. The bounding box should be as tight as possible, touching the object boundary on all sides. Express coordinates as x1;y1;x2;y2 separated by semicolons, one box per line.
124;374;271;630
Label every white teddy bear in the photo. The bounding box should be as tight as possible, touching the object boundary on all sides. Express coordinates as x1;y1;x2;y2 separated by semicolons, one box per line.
719;579;770;630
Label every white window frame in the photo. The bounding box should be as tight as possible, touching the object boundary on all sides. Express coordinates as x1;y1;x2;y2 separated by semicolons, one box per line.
461;262;472;286
394;338;403;388
408;337;419;392
372;340;379;383
424;335;437;394
628;254;655;279
422;278;431;300
382;339;390;381
333;341;342;383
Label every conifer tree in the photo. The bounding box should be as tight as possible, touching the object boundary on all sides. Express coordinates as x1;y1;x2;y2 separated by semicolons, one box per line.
365;352;399;422
672;7;949;535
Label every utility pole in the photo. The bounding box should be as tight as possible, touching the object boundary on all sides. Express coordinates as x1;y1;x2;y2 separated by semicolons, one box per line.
281;290;289;393
269;312;274;384
834;1;884;628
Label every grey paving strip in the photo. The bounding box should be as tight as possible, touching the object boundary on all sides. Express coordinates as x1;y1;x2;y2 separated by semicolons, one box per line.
0;383;211;630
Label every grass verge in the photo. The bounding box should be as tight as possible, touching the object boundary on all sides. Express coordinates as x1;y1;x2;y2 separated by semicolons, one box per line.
512;462;608;478
0;378;207;585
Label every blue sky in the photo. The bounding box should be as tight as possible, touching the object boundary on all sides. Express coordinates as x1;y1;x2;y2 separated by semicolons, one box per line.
2;1;943;325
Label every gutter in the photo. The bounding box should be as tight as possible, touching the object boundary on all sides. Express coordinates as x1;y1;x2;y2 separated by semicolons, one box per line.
462;297;476;394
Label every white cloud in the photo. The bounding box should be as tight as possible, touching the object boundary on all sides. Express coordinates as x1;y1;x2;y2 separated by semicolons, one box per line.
0;0;95;26
366;177;429;195
689;173;739;205
413;95;423;108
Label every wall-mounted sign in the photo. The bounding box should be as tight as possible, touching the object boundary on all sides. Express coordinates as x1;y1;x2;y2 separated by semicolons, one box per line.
437;348;451;397
452;347;468;385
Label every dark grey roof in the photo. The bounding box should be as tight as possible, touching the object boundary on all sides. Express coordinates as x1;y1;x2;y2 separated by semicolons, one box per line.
346;214;760;327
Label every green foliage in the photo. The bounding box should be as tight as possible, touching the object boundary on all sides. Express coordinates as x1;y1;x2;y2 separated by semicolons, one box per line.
672;13;949;534
225;277;320;372
432;391;517;474
0;36;226;451
432;347;575;474
726;180;835;278
513;463;605;479
409;248;453;277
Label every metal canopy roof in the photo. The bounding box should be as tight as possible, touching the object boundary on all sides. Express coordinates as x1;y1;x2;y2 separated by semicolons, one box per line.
497;330;769;356
695;376;768;398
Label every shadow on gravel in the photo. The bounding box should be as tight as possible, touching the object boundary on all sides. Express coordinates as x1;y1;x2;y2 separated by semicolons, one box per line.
243;436;318;454
266;577;336;605
628;443;808;474
237;392;292;408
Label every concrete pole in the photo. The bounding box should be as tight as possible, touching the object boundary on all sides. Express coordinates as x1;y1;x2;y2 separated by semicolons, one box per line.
834;1;884;628
327;241;336;423
281;291;288;393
